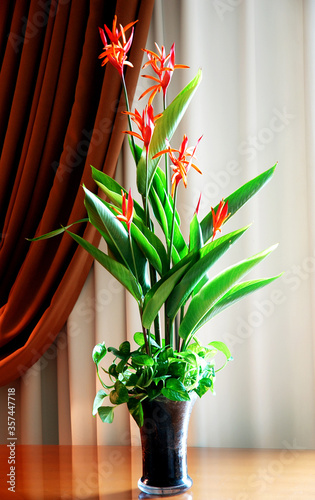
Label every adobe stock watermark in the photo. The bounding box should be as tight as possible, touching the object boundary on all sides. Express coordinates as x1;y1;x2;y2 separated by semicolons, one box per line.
59;449;125;499
8;0;71;54
212;0;244;21
52;119;114;183
75;277;123;324
51;79;147;183
179;105;293;222
17;279;123;384
238;107;294;161
17;329;69;384
6;388;17;493
228;439;304;499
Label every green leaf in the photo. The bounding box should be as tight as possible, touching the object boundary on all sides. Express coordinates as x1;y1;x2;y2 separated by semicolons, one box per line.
91;166;146;222
66;230;143;302
209;341;233;372
200;164;277;243
83;186;134;269
26;218;89;241
166;226;250;320
83;187;149;294
119;341;130;356
131;353;154;366
110;380;129;405
195;378;213;398
98;406;115;423
92;343;107;365
142;261;191;330
149;169;188;262
137;69;202;195
108;346;128;360
161;378;191;401
131;220;168;275
127;398;144;427
133;332;144;346
189;213;203;251
137;367;154;387
92;390;107;416
179;244;278;342
192;275;282;333
129;139;143;165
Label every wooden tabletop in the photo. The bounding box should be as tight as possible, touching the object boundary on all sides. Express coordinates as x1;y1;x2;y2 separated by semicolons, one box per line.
0;445;314;499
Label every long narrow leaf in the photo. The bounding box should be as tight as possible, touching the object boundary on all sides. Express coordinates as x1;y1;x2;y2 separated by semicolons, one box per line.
131;221;168;276
179;244;278;342
166;226;250;320
26;219;88;241
200;164;277;243
91;166;146;221
66;230;143;301
191;275;282;335
149;169;187;261
137;69;202;195
83;187;149;294
142;263;191;329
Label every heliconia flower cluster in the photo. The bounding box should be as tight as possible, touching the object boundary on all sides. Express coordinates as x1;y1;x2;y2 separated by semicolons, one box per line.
98;16;137;75
98;17;229;240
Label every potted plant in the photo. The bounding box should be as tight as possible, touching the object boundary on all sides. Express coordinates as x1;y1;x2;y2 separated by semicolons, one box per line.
31;16;280;496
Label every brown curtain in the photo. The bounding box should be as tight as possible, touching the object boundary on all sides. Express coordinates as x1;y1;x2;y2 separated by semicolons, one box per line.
0;0;154;386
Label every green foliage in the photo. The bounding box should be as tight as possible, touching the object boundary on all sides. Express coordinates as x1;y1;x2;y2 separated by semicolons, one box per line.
27;38;281;427
92;336;223;427
137;69;202;196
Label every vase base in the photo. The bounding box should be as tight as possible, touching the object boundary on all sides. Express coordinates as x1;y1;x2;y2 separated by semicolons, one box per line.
138;477;193;496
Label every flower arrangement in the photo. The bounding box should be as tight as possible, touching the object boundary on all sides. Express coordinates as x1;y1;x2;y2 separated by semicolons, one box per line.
31;16;280;428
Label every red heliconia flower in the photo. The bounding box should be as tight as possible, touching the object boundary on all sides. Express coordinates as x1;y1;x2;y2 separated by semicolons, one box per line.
211;199;230;240
98;15;137;76
195;193;202;216
123;105;162;152
114;189;134;233
153;135;202;197
139;43;189;105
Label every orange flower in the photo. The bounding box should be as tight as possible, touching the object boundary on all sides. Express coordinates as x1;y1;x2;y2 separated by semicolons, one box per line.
153;135;202;197
139;43;189;105
123;105;161;152
114;189;134;233
211;199;230;240
98;15;137;75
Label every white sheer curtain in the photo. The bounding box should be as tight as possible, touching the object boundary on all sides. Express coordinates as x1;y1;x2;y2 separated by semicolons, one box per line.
1;0;315;450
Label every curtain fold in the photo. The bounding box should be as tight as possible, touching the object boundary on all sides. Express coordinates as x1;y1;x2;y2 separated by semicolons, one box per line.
0;0;155;386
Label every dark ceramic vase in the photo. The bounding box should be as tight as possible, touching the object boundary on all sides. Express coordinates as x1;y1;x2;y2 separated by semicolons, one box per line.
138;394;196;496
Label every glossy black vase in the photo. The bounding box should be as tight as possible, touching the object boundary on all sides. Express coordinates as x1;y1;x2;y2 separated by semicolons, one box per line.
138;394;196;496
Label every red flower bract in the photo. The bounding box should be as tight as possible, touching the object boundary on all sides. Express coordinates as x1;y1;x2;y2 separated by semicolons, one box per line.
211;199;230;240
113;189;134;233
153;135;202;197
98;15;138;75
139;43;189;105
123;105;162;152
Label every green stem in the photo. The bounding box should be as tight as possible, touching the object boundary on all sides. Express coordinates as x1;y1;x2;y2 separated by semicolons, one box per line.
142;325;151;357
129;232;139;285
163;93;170;196
150;263;161;346
168;184;178;269
165;314;173;349
145;152;149;226
174;314;179;352
121;73;137;161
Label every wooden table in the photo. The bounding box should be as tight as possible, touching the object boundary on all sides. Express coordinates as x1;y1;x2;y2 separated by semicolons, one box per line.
0;445;314;499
